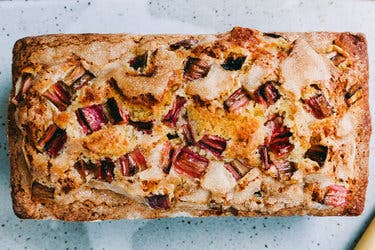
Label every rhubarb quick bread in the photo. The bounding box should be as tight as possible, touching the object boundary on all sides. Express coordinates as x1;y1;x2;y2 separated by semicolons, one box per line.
8;27;370;221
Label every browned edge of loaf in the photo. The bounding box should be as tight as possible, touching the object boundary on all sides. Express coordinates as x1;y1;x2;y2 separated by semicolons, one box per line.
347;31;370;215
338;32;370;216
7;29;371;221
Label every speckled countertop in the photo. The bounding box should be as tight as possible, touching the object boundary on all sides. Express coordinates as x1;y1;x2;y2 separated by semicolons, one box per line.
0;0;374;249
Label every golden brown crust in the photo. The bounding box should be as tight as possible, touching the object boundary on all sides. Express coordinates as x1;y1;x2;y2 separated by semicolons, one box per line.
8;90;35;219
337;32;369;216
8;28;370;220
337;32;369;215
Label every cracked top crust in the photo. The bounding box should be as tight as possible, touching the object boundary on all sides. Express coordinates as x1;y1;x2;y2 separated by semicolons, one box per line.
8;27;370;221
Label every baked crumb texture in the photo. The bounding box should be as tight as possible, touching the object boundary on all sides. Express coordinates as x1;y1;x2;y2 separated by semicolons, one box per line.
8;27;370;221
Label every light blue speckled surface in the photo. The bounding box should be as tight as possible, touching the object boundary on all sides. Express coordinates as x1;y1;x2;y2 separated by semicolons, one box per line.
0;1;374;249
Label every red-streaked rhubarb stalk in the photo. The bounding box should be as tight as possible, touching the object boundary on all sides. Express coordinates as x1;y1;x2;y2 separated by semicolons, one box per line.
269;141;295;158
65;64;95;89
146;194;170;209
221;55;246;71
129;53;148;71
14;73;33;103
345;84;362;107
198;134;227;159
38;124;58;149
39;124;67;158
73;71;95;90
159;141;174;174
181;123;195;146
173;147;209;178
225;159;251;180
274;161;296;181
265;116;294;158
324;184;348;207
105;97;129;125
184;57;210;81
224;87;251;112
129;120;153;134
76;104;108;134
97;158;115;183
259;145;272;170
119;154;136;176
254;81;280;107
162;96;187;127
170;38;198;50
73;159;87;182
129;147;147;171
75;109;91;135
265;116;291;142
65;64;85;84
304;145;328;167
305;94;333;119
43;81;72;111
120;147;148;176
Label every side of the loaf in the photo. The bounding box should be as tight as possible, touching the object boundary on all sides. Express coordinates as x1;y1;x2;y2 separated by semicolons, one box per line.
8;28;370;221
338;33;369;215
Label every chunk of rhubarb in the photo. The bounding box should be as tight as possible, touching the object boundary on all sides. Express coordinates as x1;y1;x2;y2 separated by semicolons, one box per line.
225;159;251;180
274;161;296;181
265;116;294;157
129;147;148;171
39;124;67;158
73;71;95;90
119;154;136;176
345;84;362;107
198;134;227;159
305;94;333;119
129;120;153;134
146;194;170;209
304;145;328;167
73;159;88;182
221;55;246;71
43;81;72;111
97;158;115;183
14;73;33;103
105;97;129;125
170;38;198;50
324;185;348;207
129;53;148;71
119;147;148;176
159;142;174;174
184;57;210;81
254;81;280;107
65;63;95;89
173;147;209;178
162;96;187;127
259;145;272;170
76;104;108;134
224;87;251;112
181;122;195;146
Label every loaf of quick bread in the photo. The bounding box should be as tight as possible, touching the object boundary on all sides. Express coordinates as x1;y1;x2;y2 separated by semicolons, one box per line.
8;27;370;220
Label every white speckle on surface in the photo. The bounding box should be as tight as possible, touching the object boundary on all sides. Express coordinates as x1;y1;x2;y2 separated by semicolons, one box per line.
0;0;374;250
